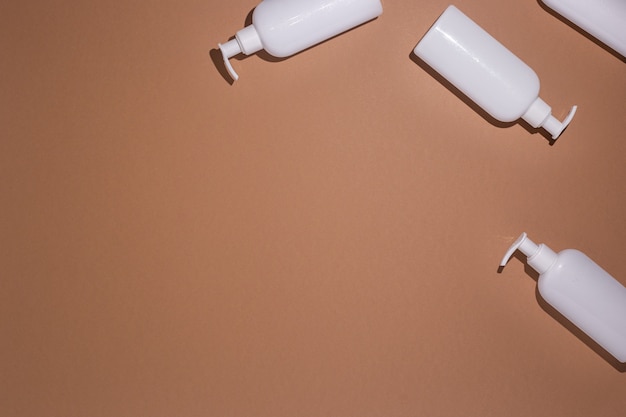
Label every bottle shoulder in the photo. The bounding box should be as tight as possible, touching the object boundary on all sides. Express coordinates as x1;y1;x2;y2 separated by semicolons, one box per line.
555;249;591;265
539;249;597;280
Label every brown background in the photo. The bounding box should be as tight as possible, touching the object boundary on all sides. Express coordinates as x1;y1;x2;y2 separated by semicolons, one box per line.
2;0;625;415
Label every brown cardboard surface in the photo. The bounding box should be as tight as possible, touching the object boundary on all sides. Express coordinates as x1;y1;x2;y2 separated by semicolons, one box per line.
1;1;625;416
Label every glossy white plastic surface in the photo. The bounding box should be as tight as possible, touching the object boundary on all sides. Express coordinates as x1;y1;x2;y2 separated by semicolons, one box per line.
218;0;383;81
541;0;626;58
413;5;577;140
501;232;626;363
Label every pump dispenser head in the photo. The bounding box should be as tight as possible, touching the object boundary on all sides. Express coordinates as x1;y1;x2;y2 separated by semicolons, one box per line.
500;232;558;274
522;98;577;139
218;25;264;81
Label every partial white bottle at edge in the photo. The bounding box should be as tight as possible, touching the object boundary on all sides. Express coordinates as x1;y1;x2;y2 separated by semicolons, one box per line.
217;0;383;81
500;232;626;363
541;0;626;58
413;5;577;141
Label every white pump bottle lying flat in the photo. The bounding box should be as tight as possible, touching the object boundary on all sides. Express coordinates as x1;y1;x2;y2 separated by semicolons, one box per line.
217;0;383;81
413;5;577;140
501;232;626;363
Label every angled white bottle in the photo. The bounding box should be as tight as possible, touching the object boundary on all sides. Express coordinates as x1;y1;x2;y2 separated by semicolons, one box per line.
217;0;383;81
413;5;577;140
541;0;626;58
500;232;626;363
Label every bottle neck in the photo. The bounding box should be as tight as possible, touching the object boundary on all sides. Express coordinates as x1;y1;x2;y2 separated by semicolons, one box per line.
527;244;557;274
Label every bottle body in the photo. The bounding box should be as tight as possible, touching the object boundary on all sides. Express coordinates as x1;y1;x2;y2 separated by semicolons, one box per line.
541;0;626;58
253;0;383;58
538;249;626;362
413;5;540;123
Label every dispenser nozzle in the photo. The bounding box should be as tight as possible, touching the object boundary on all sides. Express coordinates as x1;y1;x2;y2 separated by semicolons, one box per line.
218;39;242;81
543;105;577;139
217;26;263;82
500;232;557;274
522;98;577;140
500;232;531;267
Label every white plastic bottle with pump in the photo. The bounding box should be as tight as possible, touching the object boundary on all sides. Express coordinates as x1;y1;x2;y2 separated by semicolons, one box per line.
500;232;626;363
413;5;577;141
217;0;383;81
541;0;626;58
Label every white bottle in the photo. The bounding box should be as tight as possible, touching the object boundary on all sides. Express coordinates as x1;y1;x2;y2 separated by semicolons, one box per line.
217;0;383;81
413;5;577;140
541;0;626;59
500;232;626;363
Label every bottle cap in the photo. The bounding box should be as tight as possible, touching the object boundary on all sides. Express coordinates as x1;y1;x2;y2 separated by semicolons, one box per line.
218;25;264;81
522;97;577;140
500;232;558;274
